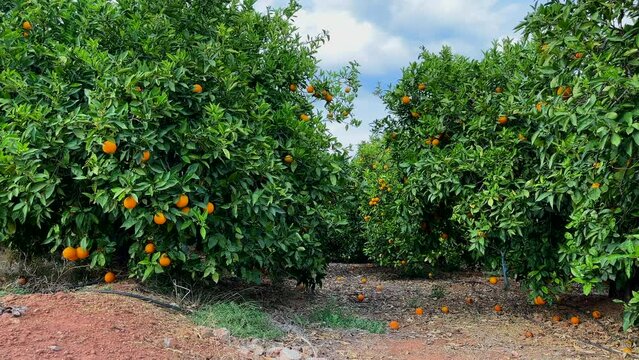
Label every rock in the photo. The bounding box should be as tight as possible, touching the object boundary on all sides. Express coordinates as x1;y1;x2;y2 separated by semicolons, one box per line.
163;338;173;349
248;344;265;356
266;347;284;357
279;348;302;360
307;358;328;360
49;346;62;352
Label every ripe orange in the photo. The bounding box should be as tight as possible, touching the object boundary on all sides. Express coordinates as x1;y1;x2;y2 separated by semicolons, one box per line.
300;114;310;121
364;215;371;222
389;320;400;330
495;87;503;93
494;304;503;312
104;271;116;283
533;296;546;305
123;195;137;210
562;86;572;100
76;247;90;260
440;233;449;240
144;243;156;254
193;84;203;93
536;102;543;112
570;316;580;325
345;86;351;93
306;85;314;93
592;310;602;319
623;348;633;354
357;294;365;302
17;276;28;286
153;212;167;225
489;276;498;285
574;52;583;59
284;155;294;164
207;202;215;214
159;254;171;267
22;21;32;30
591;182;601;189
418;83;426;91
401;96;410;105
175;194;189;208
551;314;562;322
465;297;474;305
498;115;508;125
181;206;191;214
415;307;424;316
431;138;440;146
62;246;78;261
141;150;151;162
102;140;117;154
441;306;449;314
325;94;333;102
289;83;297;91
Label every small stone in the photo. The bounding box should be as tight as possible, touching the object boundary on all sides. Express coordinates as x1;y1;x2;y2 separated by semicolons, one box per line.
279;348;302;360
511;350;520;358
163;338;173;349
248;344;265;356
49;346;62;352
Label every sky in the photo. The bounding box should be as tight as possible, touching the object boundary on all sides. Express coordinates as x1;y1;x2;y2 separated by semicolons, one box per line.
254;0;538;152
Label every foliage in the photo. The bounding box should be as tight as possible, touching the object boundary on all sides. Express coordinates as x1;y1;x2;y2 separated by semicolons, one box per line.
191;301;284;339
0;0;360;287
305;302;386;334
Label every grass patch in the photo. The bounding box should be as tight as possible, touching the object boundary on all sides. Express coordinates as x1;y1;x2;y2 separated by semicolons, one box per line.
307;305;386;334
191;302;284;340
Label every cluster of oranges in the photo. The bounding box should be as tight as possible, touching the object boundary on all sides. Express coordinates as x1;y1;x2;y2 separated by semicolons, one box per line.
289;82;353;121
377;178;391;192
368;197;380;207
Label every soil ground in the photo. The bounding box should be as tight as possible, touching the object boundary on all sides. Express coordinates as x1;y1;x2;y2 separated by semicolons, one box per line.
1;263;638;359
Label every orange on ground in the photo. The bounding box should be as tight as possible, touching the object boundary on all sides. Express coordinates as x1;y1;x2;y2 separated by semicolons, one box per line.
524;330;534;338
62;246;78;261
592;310;602;319
175;194;189;208
104;271;116;283
141;150;151;162
489;276;498;285
418;83;426;91
415;307;424;316
494;304;503;312
498;116;508;125
441;306;449;314
144;243;156;254
102;140;117;154
389;321;400;330
159;254;171;267
284;155;294;164
357;294;365;302
360;277;368;284
465;297;474;305
181;207;191;214
75;247;89;260
401;96;410;105
123;196;137;210
289;84;297;91
534;296;546;305
536;102;543;112
22;21;32;30
552;314;562;322
306;85;314;93
153;212;167;225
570;316;580;325
207;202;215;214
623;348;633;354
193;84;203;93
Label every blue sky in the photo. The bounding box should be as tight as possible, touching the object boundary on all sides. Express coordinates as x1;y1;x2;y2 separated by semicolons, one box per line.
254;0;538;151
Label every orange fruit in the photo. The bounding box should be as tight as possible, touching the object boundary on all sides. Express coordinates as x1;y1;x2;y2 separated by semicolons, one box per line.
123;195;138;210
62;246;78;261
193;84;203;93
623;348;633;354
159;254;171;267
181;206;191;214
22;31;29;38
22;21;32;30
144;243;156;254
494;304;503;312
570;316;580;325
360;277;368;284
592;310;602;319
300;114;310;121
306;85;315;93
591;182;601;189
551;314;562;322
102;140;117;154
357;294;365;302
575;52;583;59
495;87;503;93
524;330;534;338
562;86;572;100
534;296;546;305
489;276;498;285
415;307;424;316
418;83;426;91
325;94;333;102
498;116;508;125
141;150;151;162
104;271;116;283
440;233;449;240
289;83;297;91
401;96;410;105
536;102;543;112
17;276;28;286
207;202;215;214
441;306;449;314
465;297;474;305
75;247;90;260
175;194;189;208
153;212;167;225
389;320;400;330
364;215;371;222
284;155;294;164
345;86;351;93
431;138;440;146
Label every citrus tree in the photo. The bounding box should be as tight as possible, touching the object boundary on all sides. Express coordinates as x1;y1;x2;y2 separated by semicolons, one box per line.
0;0;360;287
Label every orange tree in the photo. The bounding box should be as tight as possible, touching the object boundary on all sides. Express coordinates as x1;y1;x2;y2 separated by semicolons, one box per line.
0;0;360;287
362;0;639;327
